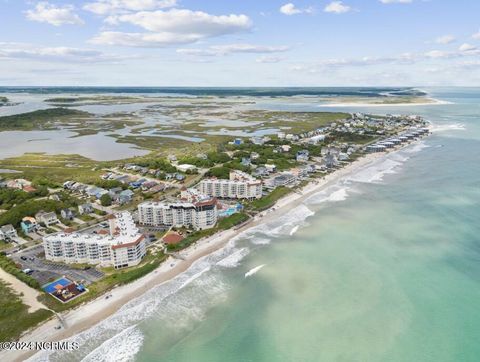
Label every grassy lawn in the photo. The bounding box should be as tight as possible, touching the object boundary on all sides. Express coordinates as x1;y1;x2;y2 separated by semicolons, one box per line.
0;240;11;251
247;187;292;211
77;214;95;222
0;280;53;341
38;251;167;313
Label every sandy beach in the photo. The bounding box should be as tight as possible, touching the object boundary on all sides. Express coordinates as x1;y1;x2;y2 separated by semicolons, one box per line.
3;150;394;362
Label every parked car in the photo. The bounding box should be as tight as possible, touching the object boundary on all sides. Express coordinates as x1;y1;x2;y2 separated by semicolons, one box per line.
20;256;27;261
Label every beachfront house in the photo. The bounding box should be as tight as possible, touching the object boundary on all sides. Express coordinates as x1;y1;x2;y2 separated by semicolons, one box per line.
265;173;296;188
118;189;134;204
78;203;94;215
296;150;310;162
308;134;326;145
241;158;251;167
265;164;277;173
253;167;269;178
35;211;59;227
176;164;197;173
0;224;18;241
250;137;265;145
61;208;75;221
20;217;38;234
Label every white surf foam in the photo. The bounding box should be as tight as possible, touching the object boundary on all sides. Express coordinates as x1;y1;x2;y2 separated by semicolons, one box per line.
346;157;404;184
216;247;250;268
81;325;144;362
290;225;300;236
401;140;429;154
248;237;271;245
430;123;465;132
247;204;315;239
305;184;352;205
245;264;265;278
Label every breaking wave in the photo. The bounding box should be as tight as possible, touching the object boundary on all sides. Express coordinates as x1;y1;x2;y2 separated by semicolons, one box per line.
430;123;466;132
82;325;144;362
245;264;266;278
216;247;250;268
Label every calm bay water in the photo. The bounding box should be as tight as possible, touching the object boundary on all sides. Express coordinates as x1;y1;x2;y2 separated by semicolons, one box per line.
30;88;480;362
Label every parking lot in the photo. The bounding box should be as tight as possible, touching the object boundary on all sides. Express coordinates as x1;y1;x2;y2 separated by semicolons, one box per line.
10;245;104;287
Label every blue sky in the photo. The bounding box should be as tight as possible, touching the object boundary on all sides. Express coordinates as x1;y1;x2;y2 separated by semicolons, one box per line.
1;0;480;86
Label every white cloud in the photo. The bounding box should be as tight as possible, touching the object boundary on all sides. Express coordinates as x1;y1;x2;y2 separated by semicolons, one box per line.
472;30;480;40
459;43;477;52
105;9;251;34
256;56;284;63
324;1;351;14
25;2;84;26
456;60;480;69
291;46;480;73
83;0;177;15
424;50;450;59
90;31;201;47
280;3;301;15
177;44;290;56
379;0;413;4
435;35;456;44
91;8;252;47
279;3;313;15
0;43;126;63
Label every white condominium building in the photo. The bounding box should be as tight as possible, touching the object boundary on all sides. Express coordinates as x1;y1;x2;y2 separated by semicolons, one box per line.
138;199;217;230
197;170;262;200
43;212;146;269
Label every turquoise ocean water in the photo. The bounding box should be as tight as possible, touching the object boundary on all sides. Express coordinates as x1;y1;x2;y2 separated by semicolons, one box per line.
33;88;480;362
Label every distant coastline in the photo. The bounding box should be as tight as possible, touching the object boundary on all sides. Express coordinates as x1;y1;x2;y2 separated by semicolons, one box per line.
319;97;452;108
0;86;426;98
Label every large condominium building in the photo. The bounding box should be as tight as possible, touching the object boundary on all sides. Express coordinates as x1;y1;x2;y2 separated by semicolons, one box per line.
138;198;217;230
197;170;262;200
43;212;146;269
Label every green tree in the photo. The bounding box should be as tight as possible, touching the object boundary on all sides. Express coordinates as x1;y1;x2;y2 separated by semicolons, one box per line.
100;194;112;206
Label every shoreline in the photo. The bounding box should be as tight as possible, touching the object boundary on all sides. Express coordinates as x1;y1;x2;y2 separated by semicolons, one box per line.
4;141;420;362
319;98;451;107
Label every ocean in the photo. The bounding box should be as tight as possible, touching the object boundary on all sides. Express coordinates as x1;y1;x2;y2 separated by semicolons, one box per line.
27;87;480;362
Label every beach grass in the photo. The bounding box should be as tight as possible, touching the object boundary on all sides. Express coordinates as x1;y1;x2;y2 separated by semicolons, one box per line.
248;187;292;212
0;280;53;341
167;212;250;252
